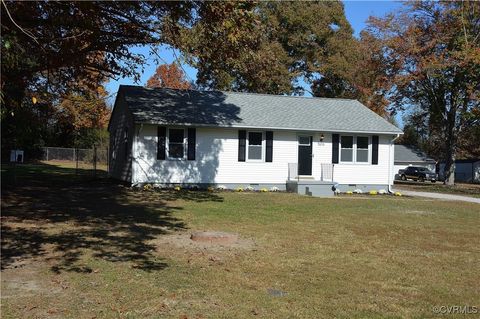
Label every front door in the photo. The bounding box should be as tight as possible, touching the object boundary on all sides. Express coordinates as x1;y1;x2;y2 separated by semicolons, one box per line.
298;135;312;175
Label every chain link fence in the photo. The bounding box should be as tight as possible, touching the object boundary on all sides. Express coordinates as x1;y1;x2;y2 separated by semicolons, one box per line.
42;147;108;176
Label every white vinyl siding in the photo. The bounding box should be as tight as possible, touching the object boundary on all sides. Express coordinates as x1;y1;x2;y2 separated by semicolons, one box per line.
132;126;393;186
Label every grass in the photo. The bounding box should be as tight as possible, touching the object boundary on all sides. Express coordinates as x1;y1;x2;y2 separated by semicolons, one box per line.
1;163;479;318
394;181;480;198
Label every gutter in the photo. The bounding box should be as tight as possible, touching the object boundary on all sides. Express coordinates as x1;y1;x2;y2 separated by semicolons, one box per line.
388;134;402;194
135;121;403;136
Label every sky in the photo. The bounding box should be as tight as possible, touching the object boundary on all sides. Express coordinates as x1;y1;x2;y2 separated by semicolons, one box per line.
105;1;404;123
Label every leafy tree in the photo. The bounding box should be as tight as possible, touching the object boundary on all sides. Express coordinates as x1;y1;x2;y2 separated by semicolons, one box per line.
366;1;480;184
55;86;111;148
178;1;291;93
146;63;191;89
1;1;196;154
180;1;394;117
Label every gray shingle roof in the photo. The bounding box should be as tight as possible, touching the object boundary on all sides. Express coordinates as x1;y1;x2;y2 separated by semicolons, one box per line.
394;145;435;163
118;85;402;134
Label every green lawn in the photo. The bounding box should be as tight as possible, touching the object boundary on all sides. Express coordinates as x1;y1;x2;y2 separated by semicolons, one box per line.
1;163;479;318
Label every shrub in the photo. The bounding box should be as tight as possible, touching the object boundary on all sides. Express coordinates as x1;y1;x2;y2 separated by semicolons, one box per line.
260;188;268;192
369;190;378;195
270;186;279;192
143;184;153;191
353;189;363;194
174;186;181;191
235;187;244;192
346;191;353;195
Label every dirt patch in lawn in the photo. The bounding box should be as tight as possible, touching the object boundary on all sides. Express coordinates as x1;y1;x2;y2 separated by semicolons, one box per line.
153;231;256;252
1;261;64;300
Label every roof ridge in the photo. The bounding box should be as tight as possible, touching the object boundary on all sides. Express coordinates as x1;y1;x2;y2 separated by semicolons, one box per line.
119;84;358;102
221;90;358;102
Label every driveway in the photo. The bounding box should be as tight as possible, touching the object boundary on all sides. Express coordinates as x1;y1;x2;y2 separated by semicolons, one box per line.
396;190;480;204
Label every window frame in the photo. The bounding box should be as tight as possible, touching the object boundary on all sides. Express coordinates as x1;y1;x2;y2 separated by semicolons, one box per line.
355;136;370;164
167;128;187;160
339;135;354;163
246;131;265;162
339;135;371;164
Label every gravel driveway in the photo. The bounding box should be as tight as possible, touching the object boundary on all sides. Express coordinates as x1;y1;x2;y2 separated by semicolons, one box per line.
396;190;480;204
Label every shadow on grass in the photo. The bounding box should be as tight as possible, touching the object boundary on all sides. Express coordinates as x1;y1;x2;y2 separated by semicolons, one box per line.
1;162;223;273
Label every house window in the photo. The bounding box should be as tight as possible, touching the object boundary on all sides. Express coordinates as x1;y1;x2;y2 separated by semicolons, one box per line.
247;131;263;161
340;136;354;162
356;136;369;163
168;128;185;159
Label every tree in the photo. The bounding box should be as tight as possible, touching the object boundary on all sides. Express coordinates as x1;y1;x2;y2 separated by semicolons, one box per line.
55;85;111;148
180;1;356;96
1;1;197;154
146;63;192;89
365;1;480;184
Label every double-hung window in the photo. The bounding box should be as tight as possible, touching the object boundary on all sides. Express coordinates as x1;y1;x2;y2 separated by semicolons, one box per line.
356;136;369;163
247;131;263;161
340;136;354;162
168;128;185;159
340;135;370;163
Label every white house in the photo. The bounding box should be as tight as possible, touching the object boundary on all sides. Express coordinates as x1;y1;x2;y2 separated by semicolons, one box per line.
109;85;402;196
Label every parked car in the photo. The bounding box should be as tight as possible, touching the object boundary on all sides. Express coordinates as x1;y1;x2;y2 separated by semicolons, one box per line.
399;166;437;182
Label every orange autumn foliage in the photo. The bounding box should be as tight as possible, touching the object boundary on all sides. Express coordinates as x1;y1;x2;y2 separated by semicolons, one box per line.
146;63;191;90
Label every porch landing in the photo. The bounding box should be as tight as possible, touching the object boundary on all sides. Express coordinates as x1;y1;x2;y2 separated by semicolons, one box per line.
286;180;336;197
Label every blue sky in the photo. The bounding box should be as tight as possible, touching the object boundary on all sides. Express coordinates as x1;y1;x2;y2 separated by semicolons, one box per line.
105;1;404;123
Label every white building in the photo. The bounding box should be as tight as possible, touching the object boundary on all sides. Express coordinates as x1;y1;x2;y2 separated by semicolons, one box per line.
109;86;402;196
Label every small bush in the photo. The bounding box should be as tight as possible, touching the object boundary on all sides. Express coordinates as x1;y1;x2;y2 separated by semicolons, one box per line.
270;186;279;192
369;190;378;195
260;188;268;192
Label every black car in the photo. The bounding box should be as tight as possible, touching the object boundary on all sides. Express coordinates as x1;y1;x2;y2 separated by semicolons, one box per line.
400;166;437;182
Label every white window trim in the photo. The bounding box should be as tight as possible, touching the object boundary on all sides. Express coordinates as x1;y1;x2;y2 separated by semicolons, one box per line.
167;127;187;160
246;131;265;162
339;135;371;164
355;136;370;164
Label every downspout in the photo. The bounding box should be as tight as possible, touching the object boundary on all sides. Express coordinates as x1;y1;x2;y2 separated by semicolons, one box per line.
388;134;401;193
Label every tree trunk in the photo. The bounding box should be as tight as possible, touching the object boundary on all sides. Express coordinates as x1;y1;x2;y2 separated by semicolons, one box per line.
443;149;456;185
443;113;457;185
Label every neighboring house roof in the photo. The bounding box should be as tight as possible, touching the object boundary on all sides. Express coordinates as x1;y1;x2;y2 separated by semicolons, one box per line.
394;145;435;163
116;85;403;134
